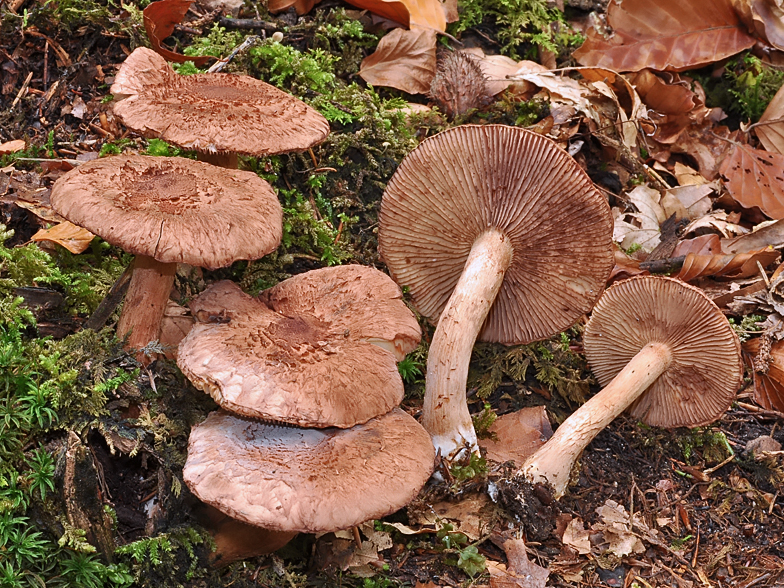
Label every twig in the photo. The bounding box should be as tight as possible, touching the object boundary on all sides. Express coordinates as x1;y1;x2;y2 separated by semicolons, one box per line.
218;17;278;32
83;265;133;331
639;256;685;274
207;35;260;73
11;71;33;110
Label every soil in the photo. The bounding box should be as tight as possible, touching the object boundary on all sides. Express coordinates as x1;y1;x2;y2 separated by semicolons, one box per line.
2;1;784;587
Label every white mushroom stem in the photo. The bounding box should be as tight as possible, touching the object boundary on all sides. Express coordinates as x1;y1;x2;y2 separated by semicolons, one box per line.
116;255;177;363
423;228;513;461
521;341;673;498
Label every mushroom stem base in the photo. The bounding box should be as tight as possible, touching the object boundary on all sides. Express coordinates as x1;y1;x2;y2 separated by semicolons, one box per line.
520;341;672;498
423;228;513;462
117;255;177;363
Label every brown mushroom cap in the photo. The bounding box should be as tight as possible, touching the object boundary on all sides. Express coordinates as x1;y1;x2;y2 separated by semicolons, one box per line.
178;267;420;427
111;47;329;157
50;154;282;270
583;275;742;427
183;408;435;533
379;124;614;345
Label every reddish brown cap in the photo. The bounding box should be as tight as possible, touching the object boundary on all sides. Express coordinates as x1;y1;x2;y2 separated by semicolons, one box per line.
178;268;420;427
379;124;614;345
111;47;329;157
50;155;282;270
583;276;742;427
183;408;435;533
258;264;421;360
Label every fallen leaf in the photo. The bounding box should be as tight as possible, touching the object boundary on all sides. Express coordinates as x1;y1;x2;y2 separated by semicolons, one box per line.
489;537;549;588
660;183;715;220
424;494;495;541
683;209;749;238
561;518;591;555
359;27;437;94
612;185;666;252
143;0;212;65
573;0;756;72
592;500;645;557
738;0;784;51
159;300;193;360
343;0;447;30
743;336;784;411
268;0;322;14
627;69;697;115
31;221;94;254
756;83;784;155
719;141;784;219
463;49;545;96
0;139;25;155
478;406;552;466
608;248;647;283
723;218;784;253
674;247;779;282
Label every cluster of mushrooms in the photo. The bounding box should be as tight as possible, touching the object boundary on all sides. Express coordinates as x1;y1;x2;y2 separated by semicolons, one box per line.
48;46;746;559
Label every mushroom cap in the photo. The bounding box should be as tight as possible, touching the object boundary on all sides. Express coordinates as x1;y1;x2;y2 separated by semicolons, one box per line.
111;47;329;156
178;267;420;427
50;155;282;270
379;124;614;345
183;408;435;533
583;275;742;428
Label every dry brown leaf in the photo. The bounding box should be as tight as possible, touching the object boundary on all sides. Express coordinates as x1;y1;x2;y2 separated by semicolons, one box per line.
573;0;756;72
674;248;779;281
421;494;495;542
159;300;193;360
592;500;645;557
735;0;784;50
31;221;94;254
268;0;322;14
463;49;545;96
683;209;748;238
719;142;784;219
561;518;591;555
627;69;697;115
723;218;784;253
612;185;666;252
478;406;552;466
756;83;784;155
743;337;784;411
608;249;647;284
359;27;437;94
143;0;212;66
0;140;25;155
343;0;446;30
489;538;549;588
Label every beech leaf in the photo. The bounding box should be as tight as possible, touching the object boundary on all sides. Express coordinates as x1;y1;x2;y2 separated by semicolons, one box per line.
477;406;553;466
343;0;447;30
359;28;437;94
756;83;784;155
573;0;755;72
719;142;784;219
143;0;212;66
31;221;94;254
674;249;779;282
743;337;784;412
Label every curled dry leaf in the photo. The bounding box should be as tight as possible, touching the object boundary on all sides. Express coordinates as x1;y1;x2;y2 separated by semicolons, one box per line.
143;0;212;66
719;142;784;219
0;139;25;155
627;69;696;115
612;185;666;253
674;247;779;282
723;218;784;253
359;27;437;95
342;0;447;30
743;336;784;411
756;83;784;155
573;0;755;72
268;0;322;15
734;0;784;50
31;221;94;254
477;406;553;466
463;48;545;96
489;537;549;588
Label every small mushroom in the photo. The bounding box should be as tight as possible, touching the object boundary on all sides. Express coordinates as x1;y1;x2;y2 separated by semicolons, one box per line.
50;155;282;359
111;47;330;168
183;408;435;533
379;124;614;460
178;265;421;427
521;276;743;498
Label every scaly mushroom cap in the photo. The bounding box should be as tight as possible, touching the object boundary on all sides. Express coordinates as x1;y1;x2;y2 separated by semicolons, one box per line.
379;124;614;345
111;47;330;156
178;267;420;427
583;276;743;427
183;408;435;533
50;155;282;270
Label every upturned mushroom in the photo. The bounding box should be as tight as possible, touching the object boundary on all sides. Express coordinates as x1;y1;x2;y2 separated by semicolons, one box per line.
183;408;435;533
111;47;330;168
50;155;282;359
379;124;614;460
520;275;743;498
177;265;421;427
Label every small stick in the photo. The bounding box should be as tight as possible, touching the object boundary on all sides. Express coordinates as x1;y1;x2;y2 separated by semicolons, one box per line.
351;526;362;548
218;17;278;32
639;256;686;274
83;265;133;331
207;35;260;73
43;40;49;90
11;71;33;110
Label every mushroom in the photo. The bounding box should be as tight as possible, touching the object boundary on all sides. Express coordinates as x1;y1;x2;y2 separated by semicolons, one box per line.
50;155;282;359
520;275;743;498
111;47;330;168
378;124;614;460
183;408;435;533
177;265;421;427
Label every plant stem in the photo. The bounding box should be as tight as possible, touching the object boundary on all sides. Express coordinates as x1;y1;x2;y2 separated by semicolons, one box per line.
423;228;513;461
521;341;673;498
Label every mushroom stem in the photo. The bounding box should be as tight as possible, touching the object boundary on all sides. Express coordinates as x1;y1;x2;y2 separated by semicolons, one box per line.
521;341;673;498
423;228;513;461
117;255;177;362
